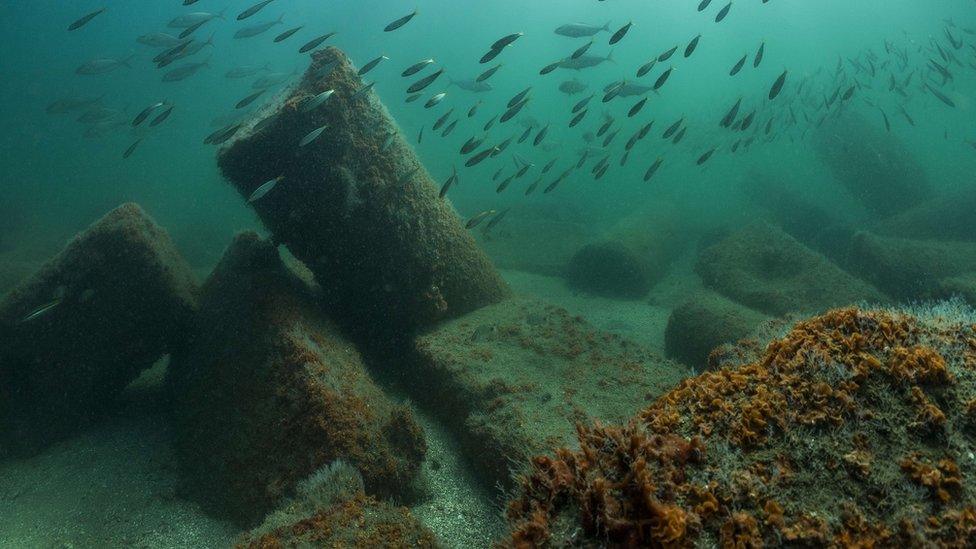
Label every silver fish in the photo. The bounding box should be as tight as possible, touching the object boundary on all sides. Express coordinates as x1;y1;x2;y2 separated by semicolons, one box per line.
402;58;434;77
299;125;328;147
248;176;284;202
301;89;335;112
358;55;389;76
450;78;492;92
234;15;284;39
238;0;277;21
162;60;209;82
554;22;610;38
75;56;133;75
168;11;223;28
557;51;613;70
384;10;417;32
18;299;62;324
465;210;496;229
137;32;185;48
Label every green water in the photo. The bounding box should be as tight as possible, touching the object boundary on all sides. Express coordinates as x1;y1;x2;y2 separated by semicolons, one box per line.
1;0;975;546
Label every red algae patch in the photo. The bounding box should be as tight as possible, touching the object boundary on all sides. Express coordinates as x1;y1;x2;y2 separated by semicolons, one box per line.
504;306;976;546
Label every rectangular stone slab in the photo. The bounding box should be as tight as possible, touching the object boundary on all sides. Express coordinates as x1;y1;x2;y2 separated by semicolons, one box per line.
167;233;427;525
407;297;690;491
0;203;198;456
217;47;509;339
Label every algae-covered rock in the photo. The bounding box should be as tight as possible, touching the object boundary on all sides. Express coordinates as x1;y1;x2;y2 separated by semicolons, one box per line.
168;233;426;525
696;221;886;315
504;305;976;547
238;460;438;548
0;203;198;456
407;297;689;491
812;111;931;217
565;205;687;299
875;186;976;242
217;47;508;339
664;292;770;370
850;231;976;301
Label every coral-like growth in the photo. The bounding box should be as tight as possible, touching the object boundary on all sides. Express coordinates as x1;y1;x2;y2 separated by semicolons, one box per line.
504;305;976;546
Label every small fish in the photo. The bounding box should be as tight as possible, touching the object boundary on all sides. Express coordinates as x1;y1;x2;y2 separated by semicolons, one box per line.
477;64;503;82
754;41;765;68
698;0;713;11
525;177;542;195
559;79;588;95
663;117;683;139
238;0;276;21
179;18;211;40
467;101;482;118
418;125;424;144
460;135;485;155
406;93;422;103
236;90;266;109
403;58;434;77
441;119;457;137
534;124;549;146
299;125;328;147
572;94;593;113
439;166;458;198
609;22;632;45
358;55;389;76
555;22;610;38
484;115;498;131
654;66;673;90
234;15;284;39
571;40;594;60
628;97;647;118
539;62;560;75
496;174;514;193
730;54;747;76
301;89;335;112
696;148;716;165
569;109;587;127
643;158;663;181
299;32;337;53
768;69;787;100
636;59;656;78
500;98;529;123
433;109;455;131
658;46;678;62
465;210;496;229
465;146;498;167
76;56;133;75
385;10;418;32
150;105;174;126
206;123;243;145
925;84;956;107
685;35;701;57
541;159;557;174
122;138;142;159
68;8;106;31
715;2;732;23
248;176;284;202
485;209;510;232
407;68;444;93
351;82;376;100
133;102;165;126
425;92;447;108
274;26;304;43
518;126;533;144
491;32;523;51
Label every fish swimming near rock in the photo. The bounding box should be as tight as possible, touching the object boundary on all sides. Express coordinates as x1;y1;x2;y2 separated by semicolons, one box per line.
18;299;62;324
248;176;284;202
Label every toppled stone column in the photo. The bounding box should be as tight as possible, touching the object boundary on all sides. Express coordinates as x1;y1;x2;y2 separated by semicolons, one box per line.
217;47;509;338
167;233;426;525
0;203;198;456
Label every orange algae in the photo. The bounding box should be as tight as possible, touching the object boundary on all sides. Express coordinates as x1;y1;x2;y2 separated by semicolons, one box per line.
503;307;976;547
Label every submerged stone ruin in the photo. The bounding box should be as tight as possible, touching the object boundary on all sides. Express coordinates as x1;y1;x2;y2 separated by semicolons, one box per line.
0;203;198;456
812;112;931;217
167;233;426;525
217;47;509;339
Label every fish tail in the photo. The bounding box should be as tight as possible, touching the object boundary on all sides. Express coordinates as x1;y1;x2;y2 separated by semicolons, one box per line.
607;49;616;64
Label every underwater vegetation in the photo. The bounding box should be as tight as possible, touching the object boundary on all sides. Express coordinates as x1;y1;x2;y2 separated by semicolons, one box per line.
505;304;976;547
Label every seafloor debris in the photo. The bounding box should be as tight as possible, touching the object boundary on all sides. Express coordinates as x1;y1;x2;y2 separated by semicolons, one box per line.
167;233;426;525
696;221;887;316
503;305;976;547
665;291;770;370
406;297;690;491
0;203;198;456
565;204;687;299
217;46;509;339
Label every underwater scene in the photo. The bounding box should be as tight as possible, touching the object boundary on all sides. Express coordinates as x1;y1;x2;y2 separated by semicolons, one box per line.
2;0;976;546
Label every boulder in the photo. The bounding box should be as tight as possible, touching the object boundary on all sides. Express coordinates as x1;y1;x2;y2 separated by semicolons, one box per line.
217;47;508;340
0;203;198;456
849;232;976;301
505;305;976;547
664;292;770;370
167;233;426;525
407;297;689;491
566;204;687;299
875;186;976;242
696;221;887;315
238;460;438;548
812;112;931;217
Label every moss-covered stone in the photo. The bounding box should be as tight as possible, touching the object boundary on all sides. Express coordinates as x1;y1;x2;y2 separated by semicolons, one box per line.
167;233;426;525
0;203;198;456
504;305;976;547
405;297;689;492
664;292;770;370
217;47;508;340
696;221;887;315
850;231;976;301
